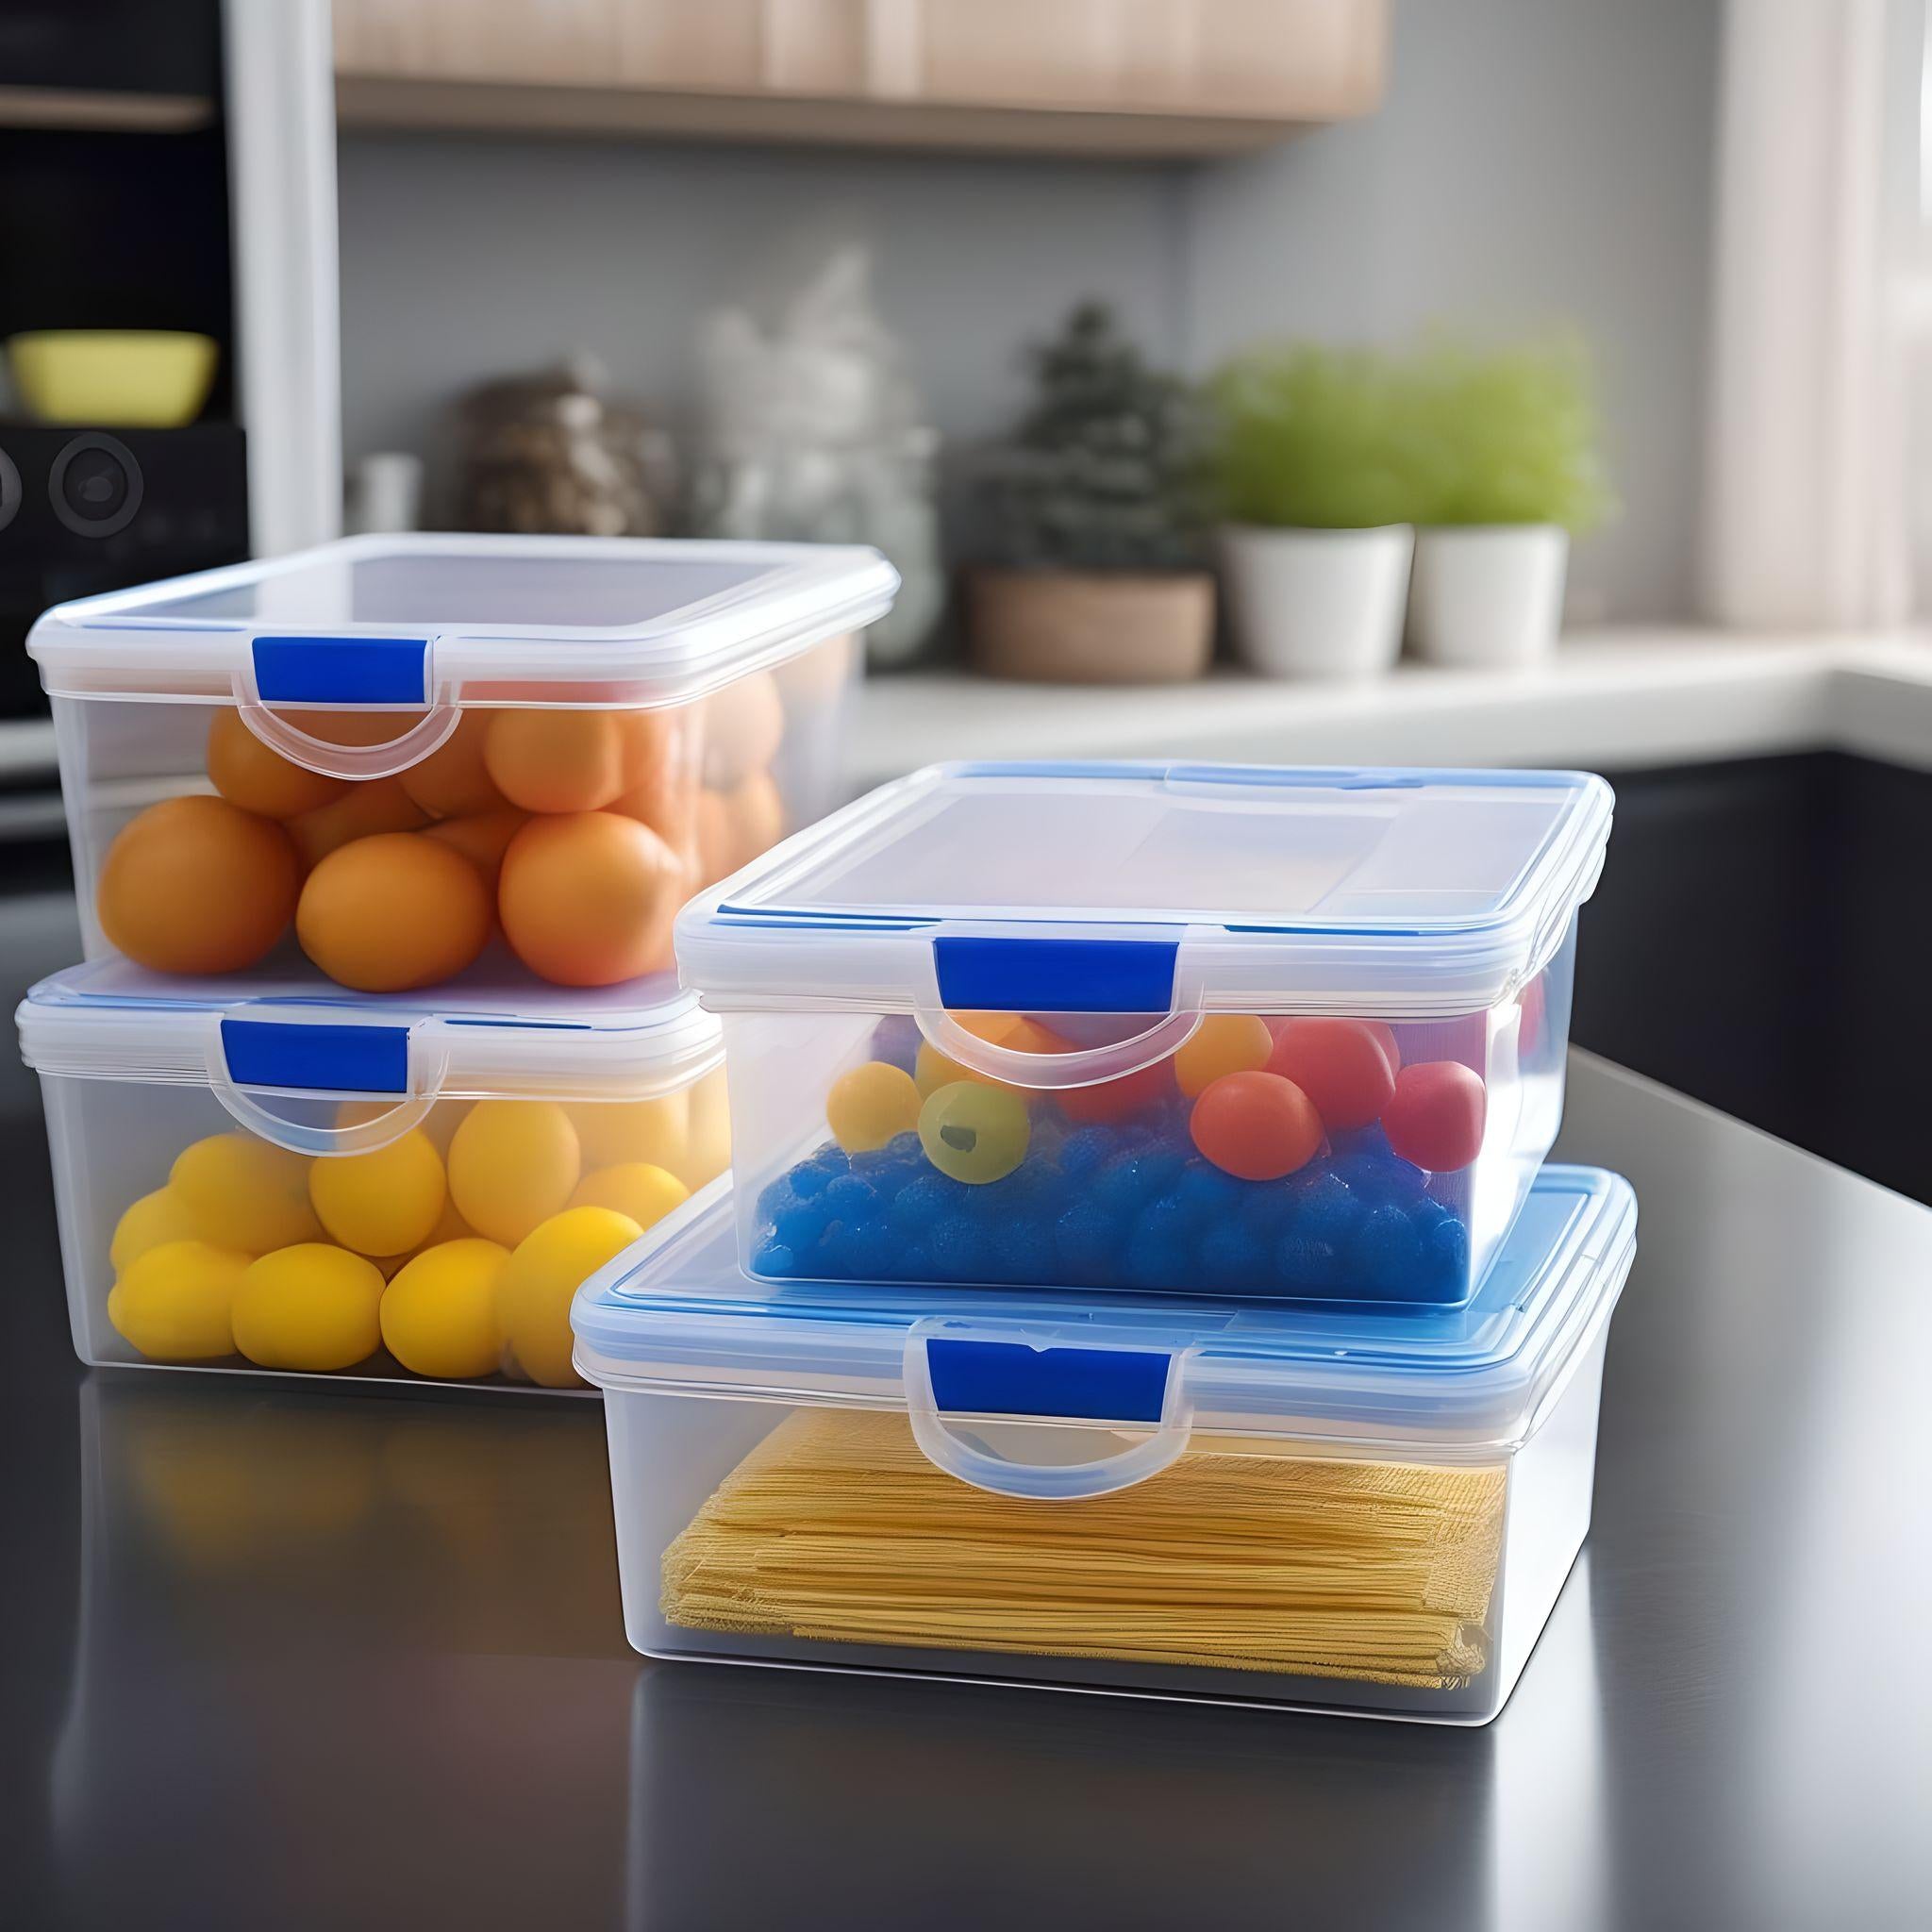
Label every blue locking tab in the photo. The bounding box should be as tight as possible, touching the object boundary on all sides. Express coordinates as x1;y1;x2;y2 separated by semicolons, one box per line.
252;635;428;705
933;936;1177;1014
925;1339;1170;1424
220;1018;409;1094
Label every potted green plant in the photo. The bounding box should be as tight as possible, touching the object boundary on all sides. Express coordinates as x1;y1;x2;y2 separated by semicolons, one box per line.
1405;332;1612;667
1209;343;1415;679
969;303;1212;684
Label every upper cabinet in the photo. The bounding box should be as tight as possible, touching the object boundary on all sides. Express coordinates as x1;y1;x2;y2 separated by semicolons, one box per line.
333;0;1387;156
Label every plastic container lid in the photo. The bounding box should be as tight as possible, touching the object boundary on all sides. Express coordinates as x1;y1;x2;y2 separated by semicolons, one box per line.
675;761;1614;1020
17;957;721;1157
573;1166;1637;1486
27;532;898;708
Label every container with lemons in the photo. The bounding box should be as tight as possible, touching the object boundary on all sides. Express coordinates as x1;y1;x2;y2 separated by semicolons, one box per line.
20;960;731;1389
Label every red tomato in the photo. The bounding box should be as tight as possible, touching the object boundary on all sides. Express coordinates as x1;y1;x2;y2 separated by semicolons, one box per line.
1267;1018;1397;1131
1381;1061;1488;1172
1188;1072;1323;1181
1058;1058;1174;1124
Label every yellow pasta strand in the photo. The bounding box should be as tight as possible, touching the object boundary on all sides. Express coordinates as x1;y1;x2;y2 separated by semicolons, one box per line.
662;1411;1507;1690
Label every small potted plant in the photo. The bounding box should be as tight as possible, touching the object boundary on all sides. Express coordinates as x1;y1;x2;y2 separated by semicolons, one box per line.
1405;332;1612;667
1209;343;1415;680
969;303;1212;685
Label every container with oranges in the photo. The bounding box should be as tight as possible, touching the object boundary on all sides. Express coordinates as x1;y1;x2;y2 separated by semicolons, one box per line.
30;533;892;997
20;958;733;1388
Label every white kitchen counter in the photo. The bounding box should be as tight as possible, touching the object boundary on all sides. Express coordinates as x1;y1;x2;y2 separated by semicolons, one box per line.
8;626;1930;813
849;627;1932;786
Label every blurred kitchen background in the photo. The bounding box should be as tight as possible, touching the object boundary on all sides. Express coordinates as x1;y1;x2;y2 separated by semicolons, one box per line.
4;0;1932;1199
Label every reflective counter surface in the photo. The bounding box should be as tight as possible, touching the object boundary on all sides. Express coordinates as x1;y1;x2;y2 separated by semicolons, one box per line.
3;1053;1927;1930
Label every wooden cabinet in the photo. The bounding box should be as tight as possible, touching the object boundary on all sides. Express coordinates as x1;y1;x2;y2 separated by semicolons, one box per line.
333;0;1385;156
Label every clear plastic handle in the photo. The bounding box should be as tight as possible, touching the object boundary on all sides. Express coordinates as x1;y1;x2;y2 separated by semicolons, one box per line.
231;693;463;782
913;1006;1203;1092
204;1013;452;1157
903;1331;1192;1501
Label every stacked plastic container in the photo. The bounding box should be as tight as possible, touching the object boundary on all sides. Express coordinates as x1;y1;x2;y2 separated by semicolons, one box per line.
18;533;897;1388
575;761;1635;1722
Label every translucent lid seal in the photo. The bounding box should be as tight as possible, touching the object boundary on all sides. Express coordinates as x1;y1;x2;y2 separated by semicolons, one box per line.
675;761;1614;1019
27;532;897;708
17;958;721;1156
573;1167;1637;1481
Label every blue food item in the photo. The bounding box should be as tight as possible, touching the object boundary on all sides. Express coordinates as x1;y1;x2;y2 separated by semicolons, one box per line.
1199;1221;1266;1291
758;1113;1474;1301
928;1212;993;1282
1054;1198;1120;1278
1352;1204;1425;1291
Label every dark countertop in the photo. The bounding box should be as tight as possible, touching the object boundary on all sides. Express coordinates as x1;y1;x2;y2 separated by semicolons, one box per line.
2;1047;1928;1932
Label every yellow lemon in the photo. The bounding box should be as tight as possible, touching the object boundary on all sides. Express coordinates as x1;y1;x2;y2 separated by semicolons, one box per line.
379;1238;508;1380
569;1162;688;1230
232;1244;384;1372
446;1100;580;1247
308;1128;446;1257
1174;1014;1274;1098
676;1066;731;1190
497;1207;641;1388
109;1186;205;1274
569;1091;690;1172
826;1060;923;1153
171;1133;322;1253
337;1095;465;1157
108;1239;249;1360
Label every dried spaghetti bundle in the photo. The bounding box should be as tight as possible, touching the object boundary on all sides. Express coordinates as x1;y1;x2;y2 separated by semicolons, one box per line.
663;1410;1507;1689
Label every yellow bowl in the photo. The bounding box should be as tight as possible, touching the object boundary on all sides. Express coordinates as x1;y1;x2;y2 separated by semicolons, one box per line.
8;330;219;428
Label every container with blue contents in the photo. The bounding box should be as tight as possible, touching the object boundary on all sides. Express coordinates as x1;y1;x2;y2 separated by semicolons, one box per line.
674;761;1613;1307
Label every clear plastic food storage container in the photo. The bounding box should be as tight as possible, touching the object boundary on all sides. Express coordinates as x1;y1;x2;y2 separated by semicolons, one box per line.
18;957;731;1389
574;1164;1636;1724
28;533;895;996
675;761;1613;1306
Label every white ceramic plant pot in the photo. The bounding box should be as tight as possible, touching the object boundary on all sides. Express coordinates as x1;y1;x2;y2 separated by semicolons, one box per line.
1220;524;1413;680
1408;525;1569;668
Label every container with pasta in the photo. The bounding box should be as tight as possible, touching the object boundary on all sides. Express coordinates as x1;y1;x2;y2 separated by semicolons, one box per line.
573;1163;1636;1724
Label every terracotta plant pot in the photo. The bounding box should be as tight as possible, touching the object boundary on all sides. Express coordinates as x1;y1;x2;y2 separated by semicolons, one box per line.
967;569;1215;685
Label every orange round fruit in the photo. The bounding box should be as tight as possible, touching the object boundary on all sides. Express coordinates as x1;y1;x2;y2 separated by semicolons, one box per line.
276;707;430;748
483;708;627;814
287;778;430;871
697;771;785;886
97;795;301;974
398;711;506;819
206;709;347;819
702;673;784;789
422;808;529;890
296;832;492;991
611;708;700;860
497;811;680;987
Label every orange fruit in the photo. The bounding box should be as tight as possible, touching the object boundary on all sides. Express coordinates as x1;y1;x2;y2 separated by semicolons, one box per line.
206;709;347;819
398;711;506;819
497;811;681;987
702;673;784;789
287;779;430;871
97;795;300;974
422;809;529;890
483;708;627;814
296;832;492;991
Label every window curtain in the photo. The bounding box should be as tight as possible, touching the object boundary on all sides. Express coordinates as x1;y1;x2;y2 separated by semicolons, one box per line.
1702;0;1916;628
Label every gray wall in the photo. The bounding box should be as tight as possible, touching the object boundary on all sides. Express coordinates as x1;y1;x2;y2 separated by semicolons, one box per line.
337;0;1720;620
1184;0;1721;620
